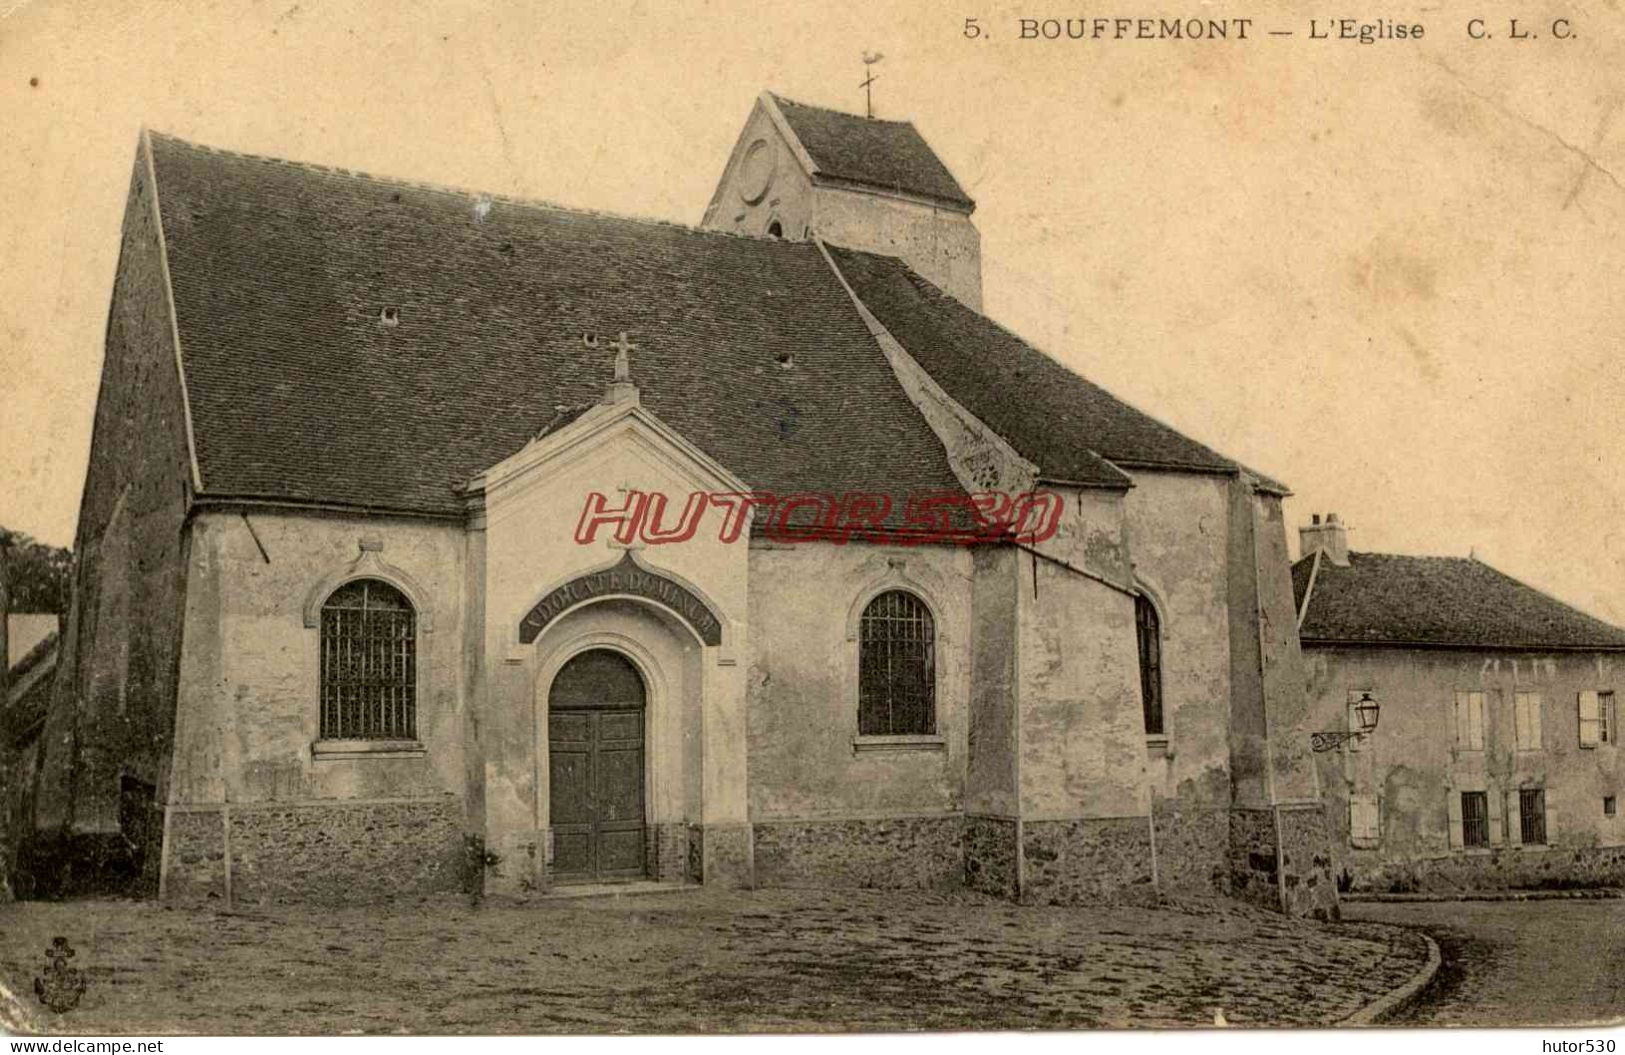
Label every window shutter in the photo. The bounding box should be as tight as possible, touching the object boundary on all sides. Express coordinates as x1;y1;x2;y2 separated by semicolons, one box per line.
1347;795;1380;847
1448;791;1464;849
1580;691;1601;747
1505;791;1522;845
1545;797;1558;846
1488;789;1504;845
1514;692;1542;749
1455;692;1485;749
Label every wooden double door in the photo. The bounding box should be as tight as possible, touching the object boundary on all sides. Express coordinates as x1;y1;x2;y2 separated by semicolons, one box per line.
547;649;647;882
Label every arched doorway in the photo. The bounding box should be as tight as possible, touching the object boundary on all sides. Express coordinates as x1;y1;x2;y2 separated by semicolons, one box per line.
547;648;648;882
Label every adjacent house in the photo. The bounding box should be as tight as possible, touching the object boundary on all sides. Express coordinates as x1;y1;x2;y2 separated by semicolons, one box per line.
1294;514;1625;891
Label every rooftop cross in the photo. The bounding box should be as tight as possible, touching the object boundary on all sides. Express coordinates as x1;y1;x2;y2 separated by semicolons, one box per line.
609;331;638;382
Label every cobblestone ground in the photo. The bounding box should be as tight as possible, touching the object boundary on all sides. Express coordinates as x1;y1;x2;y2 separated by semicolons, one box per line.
1344;900;1625;1027
1;889;1426;1034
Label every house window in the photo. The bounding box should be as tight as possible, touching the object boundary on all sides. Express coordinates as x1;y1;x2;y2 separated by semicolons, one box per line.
1514;691;1543;750
1606;797;1617;817
766;220;784;239
1519;789;1547;845
319;578;417;741
1461;791;1490;848
1453;691;1485;750
858;590;935;736
1579;690;1616;748
1348;794;1380;848
1135;596;1163;736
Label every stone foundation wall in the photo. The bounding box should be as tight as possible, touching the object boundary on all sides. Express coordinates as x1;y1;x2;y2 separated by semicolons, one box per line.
1021;817;1156;905
1151;801;1230;896
751;816;962;891
1228;805;1339;919
963;815;1018;898
1228;807;1281;911
647;822;688;884
687;824;704;883
1351;843;1625;894
1276;804;1337;919
163;808;226;902
164;797;465;904
702;823;753;888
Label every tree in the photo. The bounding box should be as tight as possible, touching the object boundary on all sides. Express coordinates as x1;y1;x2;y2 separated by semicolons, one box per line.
0;529;73;614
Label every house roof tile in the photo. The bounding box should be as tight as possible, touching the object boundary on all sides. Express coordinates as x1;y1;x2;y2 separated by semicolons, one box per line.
1292;551;1625;651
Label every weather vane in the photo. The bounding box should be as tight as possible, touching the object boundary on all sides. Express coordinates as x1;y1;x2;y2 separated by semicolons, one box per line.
860;51;884;119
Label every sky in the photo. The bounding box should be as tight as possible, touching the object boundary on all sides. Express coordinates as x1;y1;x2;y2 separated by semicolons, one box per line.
2;0;1622;624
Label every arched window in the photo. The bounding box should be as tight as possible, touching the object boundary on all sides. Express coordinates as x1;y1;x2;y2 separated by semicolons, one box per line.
766;220;784;239
1136;595;1163;736
320;578;417;740
858;590;935;735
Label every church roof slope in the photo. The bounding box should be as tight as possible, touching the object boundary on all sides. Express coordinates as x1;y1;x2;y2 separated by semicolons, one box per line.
1291;551;1625;651
770;94;975;210
143;133;968;526
826;246;1259;486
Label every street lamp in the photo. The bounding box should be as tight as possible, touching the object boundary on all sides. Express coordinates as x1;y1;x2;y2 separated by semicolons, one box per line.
1311;692;1380;752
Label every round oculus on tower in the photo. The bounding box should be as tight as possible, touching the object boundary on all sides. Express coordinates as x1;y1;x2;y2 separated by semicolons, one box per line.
736;138;775;204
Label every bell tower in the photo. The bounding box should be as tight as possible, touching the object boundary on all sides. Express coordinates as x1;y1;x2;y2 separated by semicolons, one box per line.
701;91;983;311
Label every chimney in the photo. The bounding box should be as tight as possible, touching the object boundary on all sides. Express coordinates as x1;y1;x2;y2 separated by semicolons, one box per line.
1300;512;1350;567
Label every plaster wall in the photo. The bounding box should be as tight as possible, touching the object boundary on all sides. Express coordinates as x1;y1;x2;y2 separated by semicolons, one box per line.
966;546;1019;818
703;102;817;242
168;510;468;808
1225;480;1271;808
1018;486;1146;822
744;542;973;820
1306;646;1625;886
1119;471;1235;810
1016;556;1146;820
1252;495;1318;802
811;187;982;310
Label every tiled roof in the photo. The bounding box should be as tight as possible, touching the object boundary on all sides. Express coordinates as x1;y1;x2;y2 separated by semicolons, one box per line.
1292;551;1625;651
146;134;969;529
826;246;1254;487
771;94;975;210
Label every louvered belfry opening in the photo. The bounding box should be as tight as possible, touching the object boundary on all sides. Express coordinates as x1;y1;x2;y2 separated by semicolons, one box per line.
320;578;417;740
858;590;936;736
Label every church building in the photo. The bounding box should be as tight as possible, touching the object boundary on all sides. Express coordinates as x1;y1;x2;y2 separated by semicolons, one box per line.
20;92;1336;915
